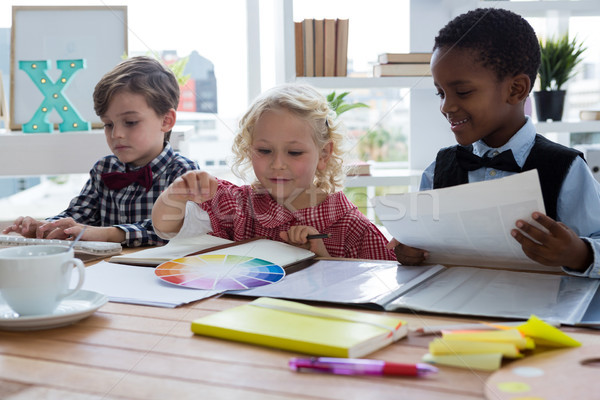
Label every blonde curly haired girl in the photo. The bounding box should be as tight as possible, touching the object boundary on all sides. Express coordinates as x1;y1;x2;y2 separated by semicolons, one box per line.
232;83;344;194
153;83;395;260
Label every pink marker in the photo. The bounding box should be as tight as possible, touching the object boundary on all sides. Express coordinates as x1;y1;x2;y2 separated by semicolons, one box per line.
289;357;438;377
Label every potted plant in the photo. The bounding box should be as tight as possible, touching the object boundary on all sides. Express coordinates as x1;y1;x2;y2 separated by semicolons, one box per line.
534;34;586;122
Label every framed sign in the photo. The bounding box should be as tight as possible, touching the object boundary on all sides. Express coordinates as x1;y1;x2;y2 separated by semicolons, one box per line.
10;6;128;131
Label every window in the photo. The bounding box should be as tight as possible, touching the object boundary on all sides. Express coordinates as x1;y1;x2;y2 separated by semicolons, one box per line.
0;0;251;219
289;0;412;164
2;0;600;222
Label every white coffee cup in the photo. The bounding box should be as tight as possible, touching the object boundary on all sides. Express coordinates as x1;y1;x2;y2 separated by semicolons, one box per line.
0;245;85;316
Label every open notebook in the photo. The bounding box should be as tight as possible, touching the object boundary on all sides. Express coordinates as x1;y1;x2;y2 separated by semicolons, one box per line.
235;259;600;327
109;235;315;268
109;234;233;265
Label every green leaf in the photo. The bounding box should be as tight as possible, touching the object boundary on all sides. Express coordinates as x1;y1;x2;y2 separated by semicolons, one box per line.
327;91;369;117
168;56;191;86
538;34;586;91
336;102;369;116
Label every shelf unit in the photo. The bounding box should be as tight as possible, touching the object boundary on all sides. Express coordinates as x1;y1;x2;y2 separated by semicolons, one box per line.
473;0;600;18
0;125;195;177
536;120;600;134
344;168;422;189
276;0;600;182
485;0;600;145
295;76;434;90
277;0;452;174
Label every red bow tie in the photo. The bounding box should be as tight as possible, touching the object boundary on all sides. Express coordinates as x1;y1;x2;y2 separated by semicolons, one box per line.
101;165;153;192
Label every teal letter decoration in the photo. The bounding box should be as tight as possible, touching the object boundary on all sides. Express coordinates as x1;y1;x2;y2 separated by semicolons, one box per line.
19;59;91;133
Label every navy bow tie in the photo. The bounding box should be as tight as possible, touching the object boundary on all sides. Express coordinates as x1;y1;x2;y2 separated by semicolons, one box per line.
456;146;522;172
101;165;153;192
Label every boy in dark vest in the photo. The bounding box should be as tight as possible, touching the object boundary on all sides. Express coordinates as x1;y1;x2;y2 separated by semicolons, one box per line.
387;8;600;278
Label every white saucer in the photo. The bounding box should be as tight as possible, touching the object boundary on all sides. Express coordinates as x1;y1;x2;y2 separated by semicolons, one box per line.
0;290;108;331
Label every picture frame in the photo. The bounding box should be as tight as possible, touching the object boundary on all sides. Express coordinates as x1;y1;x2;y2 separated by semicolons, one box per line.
9;6;128;131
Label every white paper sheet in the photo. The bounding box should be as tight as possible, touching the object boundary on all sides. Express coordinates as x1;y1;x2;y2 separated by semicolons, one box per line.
373;170;552;271
76;261;221;308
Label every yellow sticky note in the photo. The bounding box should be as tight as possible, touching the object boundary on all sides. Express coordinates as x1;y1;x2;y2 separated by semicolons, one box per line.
422;352;503;371
442;329;528;350
524;336;535;350
518;315;581;348
429;338;522;358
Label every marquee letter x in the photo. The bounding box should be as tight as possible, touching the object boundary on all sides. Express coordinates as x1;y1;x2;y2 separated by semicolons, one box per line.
19;59;91;133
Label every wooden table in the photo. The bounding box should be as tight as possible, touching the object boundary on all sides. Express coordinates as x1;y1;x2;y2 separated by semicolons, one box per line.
1;255;599;399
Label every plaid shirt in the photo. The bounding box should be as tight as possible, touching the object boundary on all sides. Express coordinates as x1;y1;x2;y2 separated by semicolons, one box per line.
49;143;198;247
201;180;396;260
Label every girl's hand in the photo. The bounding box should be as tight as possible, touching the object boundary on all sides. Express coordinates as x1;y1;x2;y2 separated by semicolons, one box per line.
165;171;218;205
386;238;429;265
152;171;219;233
280;226;331;257
512;212;593;272
2;216;44;238
153;171;218;235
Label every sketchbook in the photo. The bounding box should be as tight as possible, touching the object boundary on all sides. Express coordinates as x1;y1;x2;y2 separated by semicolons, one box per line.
373;170;553;272
109;235;315;268
191;297;408;358
109;234;233;265
235;259;600;327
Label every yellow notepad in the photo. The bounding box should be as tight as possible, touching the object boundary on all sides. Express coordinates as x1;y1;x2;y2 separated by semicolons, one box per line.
191;297;408;358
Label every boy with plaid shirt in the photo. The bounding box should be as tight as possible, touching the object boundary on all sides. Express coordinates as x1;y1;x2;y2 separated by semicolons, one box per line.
3;56;198;246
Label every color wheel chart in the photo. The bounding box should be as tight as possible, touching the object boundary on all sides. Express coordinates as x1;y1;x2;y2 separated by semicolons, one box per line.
155;254;285;290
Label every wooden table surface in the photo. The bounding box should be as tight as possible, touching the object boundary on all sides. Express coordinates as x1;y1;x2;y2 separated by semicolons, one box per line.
1;250;599;399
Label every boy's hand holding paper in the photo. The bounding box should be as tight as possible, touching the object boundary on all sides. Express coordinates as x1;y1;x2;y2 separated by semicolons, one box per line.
375;170;550;270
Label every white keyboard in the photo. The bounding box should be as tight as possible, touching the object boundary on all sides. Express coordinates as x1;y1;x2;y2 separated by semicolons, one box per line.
0;235;122;258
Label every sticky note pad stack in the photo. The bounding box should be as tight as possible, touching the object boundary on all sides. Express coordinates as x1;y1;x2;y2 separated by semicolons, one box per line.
422;315;581;371
191;297;408;358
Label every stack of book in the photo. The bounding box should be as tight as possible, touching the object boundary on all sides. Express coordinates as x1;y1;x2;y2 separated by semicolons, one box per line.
373;52;432;77
345;160;371;176
295;18;349;77
580;110;600;121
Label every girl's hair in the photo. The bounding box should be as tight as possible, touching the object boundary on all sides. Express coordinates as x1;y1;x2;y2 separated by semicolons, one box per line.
232;83;345;193
93;56;180;141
